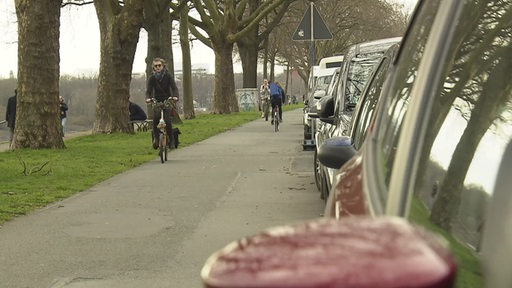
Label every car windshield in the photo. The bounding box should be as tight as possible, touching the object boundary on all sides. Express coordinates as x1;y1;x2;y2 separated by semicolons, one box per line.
314;75;332;90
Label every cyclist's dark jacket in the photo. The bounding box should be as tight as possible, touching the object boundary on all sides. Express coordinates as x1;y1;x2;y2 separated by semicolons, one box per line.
146;70;179;102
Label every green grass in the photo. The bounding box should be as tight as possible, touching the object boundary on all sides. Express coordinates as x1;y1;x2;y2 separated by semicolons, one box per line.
409;198;484;288
0;104;302;224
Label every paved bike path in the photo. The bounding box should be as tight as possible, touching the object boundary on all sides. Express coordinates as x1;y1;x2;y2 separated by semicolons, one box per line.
0;108;325;288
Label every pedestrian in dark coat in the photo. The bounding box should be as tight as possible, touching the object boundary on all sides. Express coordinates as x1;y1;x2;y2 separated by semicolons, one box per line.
59;96;68;137
5;89;17;144
129;101;147;121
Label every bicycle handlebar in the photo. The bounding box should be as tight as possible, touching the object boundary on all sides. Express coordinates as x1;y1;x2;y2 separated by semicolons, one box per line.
146;97;177;108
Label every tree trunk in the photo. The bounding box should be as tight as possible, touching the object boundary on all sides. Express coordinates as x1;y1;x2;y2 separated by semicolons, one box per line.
237;0;260;89
269;51;276;81
284;62;290;96
179;1;195;120
93;0;144;134
238;39;259;88
143;1;173;79
14;0;63;149
212;42;238;114
262;25;269;80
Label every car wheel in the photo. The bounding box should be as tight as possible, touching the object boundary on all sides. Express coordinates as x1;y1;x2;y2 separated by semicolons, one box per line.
314;150;322;192
303;125;311;140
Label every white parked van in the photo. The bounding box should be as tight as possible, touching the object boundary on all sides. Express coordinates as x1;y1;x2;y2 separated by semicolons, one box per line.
318;55;344;69
308;55;344;92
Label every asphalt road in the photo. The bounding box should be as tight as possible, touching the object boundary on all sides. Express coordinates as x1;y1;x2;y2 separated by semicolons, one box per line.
0;108;325;288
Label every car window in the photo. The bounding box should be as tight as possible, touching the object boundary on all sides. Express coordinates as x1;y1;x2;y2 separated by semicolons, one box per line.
377;0;442;187
411;2;512;287
326;70;340;97
379;0;512;287
351;46;397;150
315;75;331;88
344;52;383;107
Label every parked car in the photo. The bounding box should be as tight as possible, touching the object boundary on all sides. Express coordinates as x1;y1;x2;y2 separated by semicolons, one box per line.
312;37;401;201
303;66;340;150
319;0;512;286
201;1;512;287
308;68;341;188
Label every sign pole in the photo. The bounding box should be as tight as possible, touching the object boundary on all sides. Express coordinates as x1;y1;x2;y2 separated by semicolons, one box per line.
309;1;315;89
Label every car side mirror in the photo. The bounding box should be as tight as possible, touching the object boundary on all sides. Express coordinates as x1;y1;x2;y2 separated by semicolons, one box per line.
313;90;326;99
201;217;457;288
316;95;334;118
318;136;357;169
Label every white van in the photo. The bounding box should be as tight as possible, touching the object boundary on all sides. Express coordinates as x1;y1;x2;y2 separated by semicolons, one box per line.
308;55;344;92
318;55;344;69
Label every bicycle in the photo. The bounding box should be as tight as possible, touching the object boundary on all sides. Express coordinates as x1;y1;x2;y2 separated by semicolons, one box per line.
148;97;174;163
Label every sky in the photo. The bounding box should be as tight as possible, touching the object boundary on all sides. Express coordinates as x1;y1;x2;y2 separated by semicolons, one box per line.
0;0;418;79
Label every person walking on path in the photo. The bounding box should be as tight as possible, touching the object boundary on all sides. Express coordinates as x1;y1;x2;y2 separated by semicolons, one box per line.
5;89;17;145
259;79;270;119
145;57;179;149
59;96;68;137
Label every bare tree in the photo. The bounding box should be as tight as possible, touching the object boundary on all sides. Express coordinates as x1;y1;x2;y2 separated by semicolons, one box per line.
181;0;292;114
236;0;295;88
13;0;63;149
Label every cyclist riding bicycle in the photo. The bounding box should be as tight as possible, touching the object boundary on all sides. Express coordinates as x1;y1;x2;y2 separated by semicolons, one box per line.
269;81;285;124
145;57;179;149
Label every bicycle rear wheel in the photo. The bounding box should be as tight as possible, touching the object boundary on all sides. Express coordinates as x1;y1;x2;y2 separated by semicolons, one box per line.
164;137;168;162
159;133;165;163
274;109;279;132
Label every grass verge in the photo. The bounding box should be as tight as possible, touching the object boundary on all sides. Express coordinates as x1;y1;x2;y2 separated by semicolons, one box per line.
0;104;302;225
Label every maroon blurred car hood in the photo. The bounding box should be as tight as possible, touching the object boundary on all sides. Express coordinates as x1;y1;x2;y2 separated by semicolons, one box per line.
202;217;456;288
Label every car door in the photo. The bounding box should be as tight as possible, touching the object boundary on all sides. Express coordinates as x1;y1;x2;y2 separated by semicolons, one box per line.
368;0;512;287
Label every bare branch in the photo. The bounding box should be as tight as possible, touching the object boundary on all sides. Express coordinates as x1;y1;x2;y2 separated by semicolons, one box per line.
61;0;94;8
